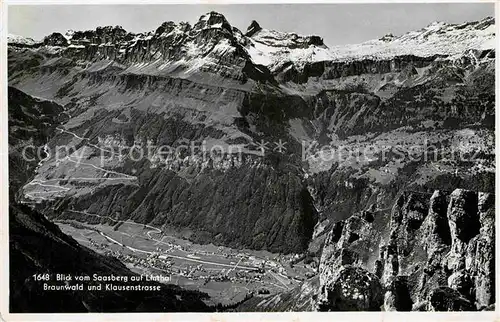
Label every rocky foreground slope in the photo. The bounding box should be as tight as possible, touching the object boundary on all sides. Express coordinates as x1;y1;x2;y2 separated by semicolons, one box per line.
317;189;494;311
8;12;495;311
10;204;211;312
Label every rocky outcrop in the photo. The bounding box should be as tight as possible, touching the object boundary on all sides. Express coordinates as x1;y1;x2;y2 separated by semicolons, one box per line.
49;161;318;253
383;276;413;311
317;189;494;311
237;277;319;312
10;203;211;313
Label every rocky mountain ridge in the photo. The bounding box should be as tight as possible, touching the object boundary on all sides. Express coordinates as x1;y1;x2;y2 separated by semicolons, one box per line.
7;86;211;313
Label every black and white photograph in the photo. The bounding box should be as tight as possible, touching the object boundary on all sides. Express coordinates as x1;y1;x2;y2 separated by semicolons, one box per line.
2;1;497;316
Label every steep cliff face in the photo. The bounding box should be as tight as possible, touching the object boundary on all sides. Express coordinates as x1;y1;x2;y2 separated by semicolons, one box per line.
317;189;494;311
8;13;495;258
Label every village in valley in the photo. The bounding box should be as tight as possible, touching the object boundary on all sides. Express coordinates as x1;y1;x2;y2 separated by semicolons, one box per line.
57;219;317;305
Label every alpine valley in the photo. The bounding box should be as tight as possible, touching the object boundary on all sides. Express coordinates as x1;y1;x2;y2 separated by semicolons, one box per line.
8;12;495;312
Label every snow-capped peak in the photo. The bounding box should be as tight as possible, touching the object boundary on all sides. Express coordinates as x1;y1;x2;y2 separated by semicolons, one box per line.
244;24;331;69
426;21;447;29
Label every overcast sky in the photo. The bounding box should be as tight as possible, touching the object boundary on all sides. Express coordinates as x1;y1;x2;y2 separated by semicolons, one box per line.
8;3;495;46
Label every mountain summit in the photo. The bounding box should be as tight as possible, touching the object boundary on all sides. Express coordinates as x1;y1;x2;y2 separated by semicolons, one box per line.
10;13;495;79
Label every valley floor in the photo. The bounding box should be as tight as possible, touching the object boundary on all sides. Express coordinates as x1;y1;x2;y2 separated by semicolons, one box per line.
56;216;316;306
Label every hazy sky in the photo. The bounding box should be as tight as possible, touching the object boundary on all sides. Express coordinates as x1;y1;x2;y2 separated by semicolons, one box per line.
8;3;495;46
